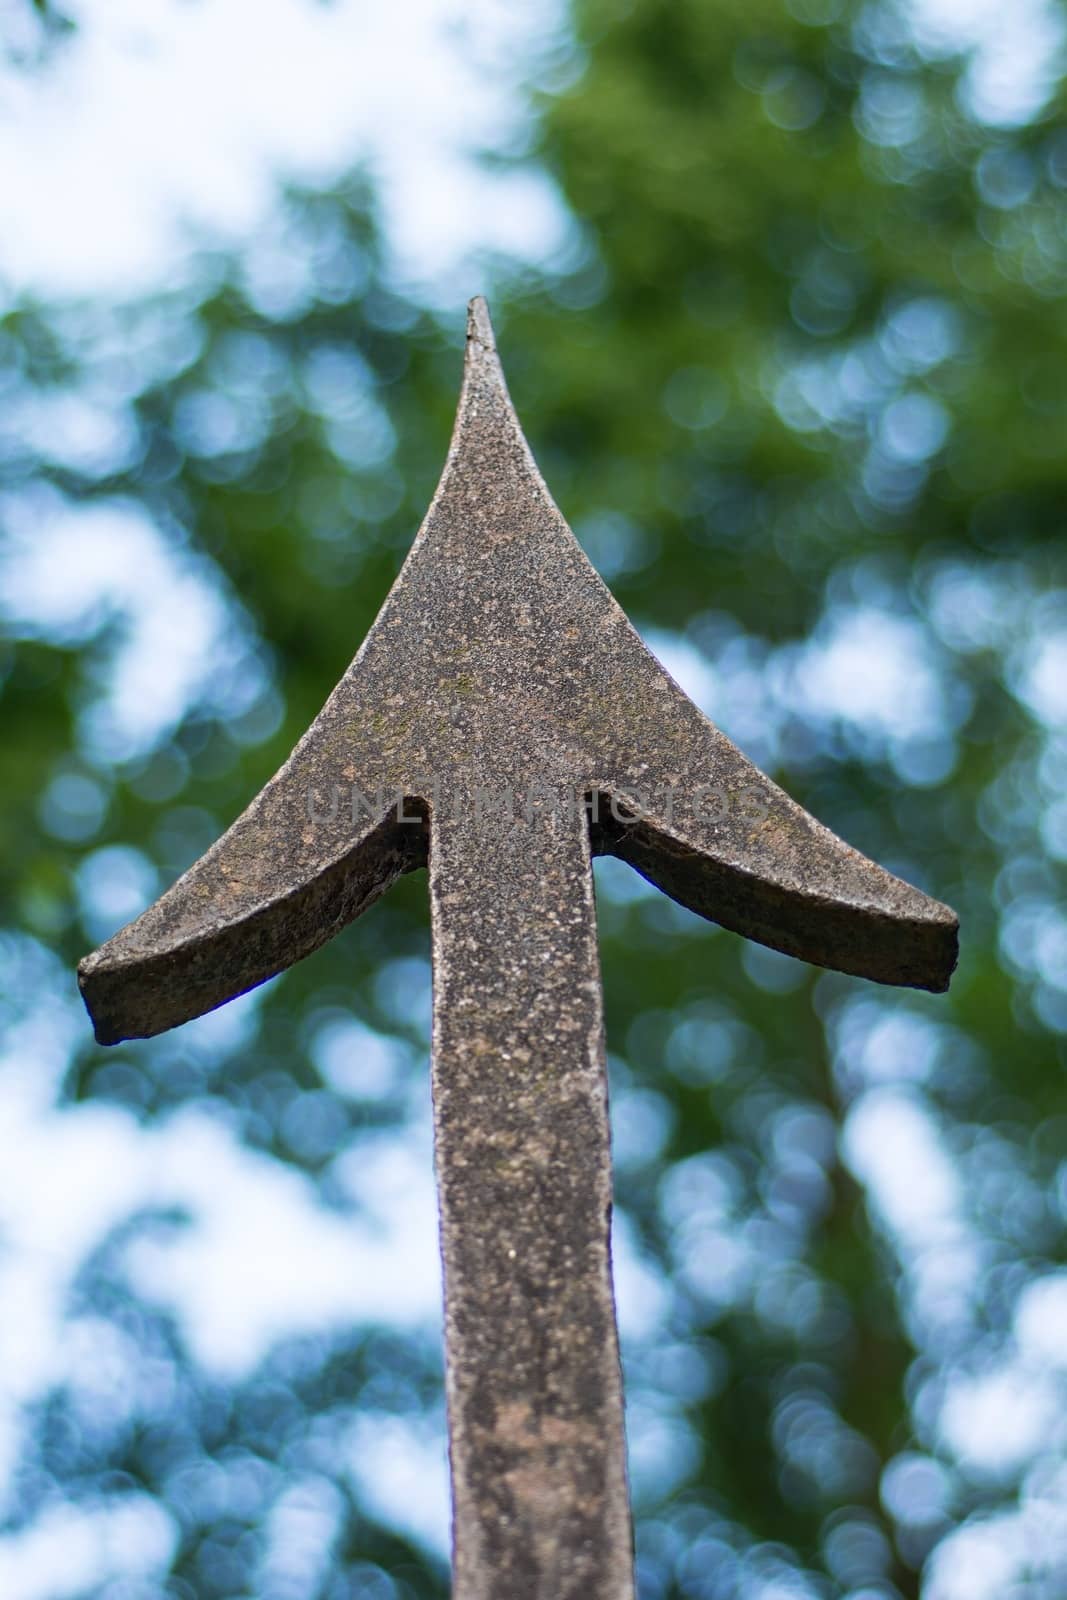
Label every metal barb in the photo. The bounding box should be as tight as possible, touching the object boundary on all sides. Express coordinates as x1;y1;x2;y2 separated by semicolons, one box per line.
79;296;958;1600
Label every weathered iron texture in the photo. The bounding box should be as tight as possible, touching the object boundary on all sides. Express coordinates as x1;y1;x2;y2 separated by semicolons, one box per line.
80;298;958;1600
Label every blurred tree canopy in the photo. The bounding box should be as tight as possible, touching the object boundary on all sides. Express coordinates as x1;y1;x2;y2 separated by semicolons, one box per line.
1;1;1066;1598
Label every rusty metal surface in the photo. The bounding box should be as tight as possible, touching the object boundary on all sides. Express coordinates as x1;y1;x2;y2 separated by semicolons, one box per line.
79;297;958;1600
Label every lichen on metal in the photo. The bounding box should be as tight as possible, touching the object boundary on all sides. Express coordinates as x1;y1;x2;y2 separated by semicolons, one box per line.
79;297;958;1600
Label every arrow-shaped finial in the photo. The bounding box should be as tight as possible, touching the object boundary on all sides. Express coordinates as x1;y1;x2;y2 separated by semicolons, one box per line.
79;298;957;1600
79;297;955;1045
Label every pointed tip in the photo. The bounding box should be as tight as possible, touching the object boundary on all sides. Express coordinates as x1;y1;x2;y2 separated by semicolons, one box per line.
466;295;495;351
455;294;515;427
463;296;507;394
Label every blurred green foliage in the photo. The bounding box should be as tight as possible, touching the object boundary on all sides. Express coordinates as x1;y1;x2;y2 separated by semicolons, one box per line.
1;1;1066;1597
